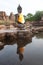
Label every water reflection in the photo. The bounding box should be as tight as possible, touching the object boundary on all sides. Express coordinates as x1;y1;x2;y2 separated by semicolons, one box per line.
0;33;43;65
35;32;43;39
0;35;32;62
17;36;32;61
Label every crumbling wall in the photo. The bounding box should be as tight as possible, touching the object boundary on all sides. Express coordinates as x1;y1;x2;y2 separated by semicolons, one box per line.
0;11;7;20
9;12;15;21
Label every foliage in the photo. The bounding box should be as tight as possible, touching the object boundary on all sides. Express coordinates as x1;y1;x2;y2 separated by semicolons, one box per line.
33;11;41;21
25;11;43;22
25;13;33;21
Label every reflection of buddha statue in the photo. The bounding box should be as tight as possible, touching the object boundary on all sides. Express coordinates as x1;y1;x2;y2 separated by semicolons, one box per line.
17;35;32;62
17;46;24;61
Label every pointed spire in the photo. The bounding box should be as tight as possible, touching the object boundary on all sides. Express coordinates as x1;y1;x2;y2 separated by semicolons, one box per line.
17;4;22;10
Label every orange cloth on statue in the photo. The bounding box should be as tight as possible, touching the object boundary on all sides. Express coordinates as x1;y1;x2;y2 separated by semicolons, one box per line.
19;47;24;54
18;13;25;23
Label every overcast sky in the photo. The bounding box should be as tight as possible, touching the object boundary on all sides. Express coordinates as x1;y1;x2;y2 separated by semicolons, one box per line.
0;0;43;15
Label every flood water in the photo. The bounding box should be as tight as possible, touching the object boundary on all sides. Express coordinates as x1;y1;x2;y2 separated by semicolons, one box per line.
0;33;43;65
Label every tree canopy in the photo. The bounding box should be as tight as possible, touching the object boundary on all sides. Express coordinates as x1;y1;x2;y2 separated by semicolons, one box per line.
25;11;43;22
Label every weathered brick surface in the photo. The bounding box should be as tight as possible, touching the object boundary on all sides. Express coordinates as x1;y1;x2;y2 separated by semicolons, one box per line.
9;12;15;21
0;11;6;20
0;11;15;22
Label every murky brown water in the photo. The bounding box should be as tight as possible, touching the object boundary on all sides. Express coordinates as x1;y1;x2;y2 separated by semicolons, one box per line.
0;33;43;65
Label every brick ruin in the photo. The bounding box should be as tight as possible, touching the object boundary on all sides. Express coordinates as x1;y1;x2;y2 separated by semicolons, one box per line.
0;11;6;20
32;16;43;26
0;11;15;21
9;12;15;21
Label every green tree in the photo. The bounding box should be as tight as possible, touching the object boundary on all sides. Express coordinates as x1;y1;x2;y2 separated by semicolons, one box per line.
33;11;43;21
25;13;33;21
27;13;33;18
25;11;43;22
34;11;41;21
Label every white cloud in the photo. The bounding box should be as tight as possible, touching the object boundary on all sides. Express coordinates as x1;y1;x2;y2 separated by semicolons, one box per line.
0;0;43;15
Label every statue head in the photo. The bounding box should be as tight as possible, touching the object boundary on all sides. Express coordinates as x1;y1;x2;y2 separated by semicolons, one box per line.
17;5;22;13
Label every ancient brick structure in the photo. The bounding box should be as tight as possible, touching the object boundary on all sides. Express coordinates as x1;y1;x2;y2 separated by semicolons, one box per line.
6;16;9;21
9;12;15;21
0;11;15;22
0;11;7;20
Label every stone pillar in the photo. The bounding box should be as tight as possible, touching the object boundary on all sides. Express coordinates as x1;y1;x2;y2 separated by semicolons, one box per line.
9;12;15;21
0;11;7;20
